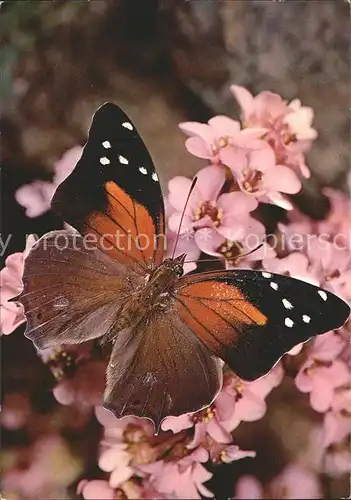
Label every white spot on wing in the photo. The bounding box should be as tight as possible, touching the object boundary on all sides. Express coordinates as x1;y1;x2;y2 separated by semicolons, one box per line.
285;317;294;328
282;298;293;309
122;121;133;130
118;155;129;165
262;272;271;278
152;172;159;182
100;156;110;165
303;314;311;323
102;141;111;149
318;290;328;301
139;167;148;175
270;282;279;290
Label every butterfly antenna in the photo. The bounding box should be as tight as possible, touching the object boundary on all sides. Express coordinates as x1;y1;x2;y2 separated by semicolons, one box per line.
171;177;198;259
237;242;264;261
185;243;265;265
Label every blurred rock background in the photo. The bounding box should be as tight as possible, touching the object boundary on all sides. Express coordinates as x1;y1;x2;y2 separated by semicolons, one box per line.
1;1;349;498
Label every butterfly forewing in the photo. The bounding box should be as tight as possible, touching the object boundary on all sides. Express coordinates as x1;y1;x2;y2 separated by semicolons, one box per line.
175;270;350;381
51;103;165;267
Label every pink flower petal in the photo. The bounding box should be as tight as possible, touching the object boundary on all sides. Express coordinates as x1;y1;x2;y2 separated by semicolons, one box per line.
109;464;133;488
185;137;212;159
54;146;83;185
78;480;115;500
207;418;232;444
208;115;241;137
218;192;258;215
248;146;276;173
230;85;255;117
168;212;193;234
214;390;236;421
188;422;206;449
15;181;53;218
194;165;226;202
310;380;334;412
219;146;248;170
168;176;193;212
194;228;224;256
263;165;301;194
222;445;256;463
161;413;194;433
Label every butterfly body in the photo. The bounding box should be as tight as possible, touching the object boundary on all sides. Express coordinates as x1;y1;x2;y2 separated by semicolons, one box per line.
100;255;186;344
19;102;350;433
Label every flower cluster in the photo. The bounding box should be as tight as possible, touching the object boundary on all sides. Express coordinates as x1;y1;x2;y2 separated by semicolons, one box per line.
167;85;318;270
2;85;350;499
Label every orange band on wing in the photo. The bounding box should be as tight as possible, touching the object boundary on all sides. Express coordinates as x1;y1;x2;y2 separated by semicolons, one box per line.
176;280;267;359
85;181;162;265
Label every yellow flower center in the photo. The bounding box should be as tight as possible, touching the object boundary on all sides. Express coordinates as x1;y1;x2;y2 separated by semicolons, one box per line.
242;169;263;193
194;201;223;227
217;240;244;265
211;135;230;155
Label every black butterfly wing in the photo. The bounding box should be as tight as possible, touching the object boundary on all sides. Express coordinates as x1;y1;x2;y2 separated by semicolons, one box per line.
175;270;350;380
52;103;165;267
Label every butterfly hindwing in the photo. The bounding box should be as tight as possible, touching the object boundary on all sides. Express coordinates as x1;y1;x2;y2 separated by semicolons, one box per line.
52;103;165;267
175;270;350;381
20;230;142;350
104;310;222;432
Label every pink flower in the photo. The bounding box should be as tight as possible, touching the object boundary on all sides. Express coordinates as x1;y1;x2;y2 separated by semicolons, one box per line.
188;402;234;450
139;448;213;499
234;475;263;499
53;145;83;185
221;143;301;210
296;356;349;413
15;146;82;218
99;443;134;488
77;480;115;500
222;364;284;431
323;387;351;447
168;166;258;239
269;464;322;499
195;227;275;269
179;116;266;163
0;235;36;335
306;240;351;303
52;360;106;409
15;180;54;217
231;86;288;128
284;99;318;141
2;435;81;498
231;86;316;178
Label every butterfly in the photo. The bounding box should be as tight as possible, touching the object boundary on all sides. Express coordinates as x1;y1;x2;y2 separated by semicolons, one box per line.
19;103;350;433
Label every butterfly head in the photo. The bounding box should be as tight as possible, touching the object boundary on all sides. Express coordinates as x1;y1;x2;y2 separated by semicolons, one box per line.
162;253;186;278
